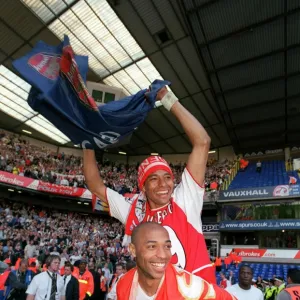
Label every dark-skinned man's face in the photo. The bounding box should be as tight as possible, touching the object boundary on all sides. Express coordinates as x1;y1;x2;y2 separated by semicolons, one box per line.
239;266;253;287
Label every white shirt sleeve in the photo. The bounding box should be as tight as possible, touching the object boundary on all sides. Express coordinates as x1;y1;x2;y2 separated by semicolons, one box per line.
26;275;38;295
173;168;205;233
106;188;131;224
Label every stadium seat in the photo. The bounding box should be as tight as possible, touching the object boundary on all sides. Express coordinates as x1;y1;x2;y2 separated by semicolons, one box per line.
228;161;299;189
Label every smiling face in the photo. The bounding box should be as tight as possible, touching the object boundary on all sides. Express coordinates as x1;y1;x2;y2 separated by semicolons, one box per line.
143;170;174;209
130;224;172;281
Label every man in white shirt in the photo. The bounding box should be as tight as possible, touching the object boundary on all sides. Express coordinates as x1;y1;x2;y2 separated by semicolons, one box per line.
107;264;124;300
26;255;65;300
63;263;79;300
69;251;81;265
226;265;264;300
102;263;111;283
24;240;36;259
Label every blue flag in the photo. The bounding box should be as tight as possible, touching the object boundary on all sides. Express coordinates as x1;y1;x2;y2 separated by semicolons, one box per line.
13;36;170;149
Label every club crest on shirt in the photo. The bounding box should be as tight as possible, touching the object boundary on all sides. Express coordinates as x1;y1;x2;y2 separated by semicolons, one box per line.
135;198;146;222
28;53;60;80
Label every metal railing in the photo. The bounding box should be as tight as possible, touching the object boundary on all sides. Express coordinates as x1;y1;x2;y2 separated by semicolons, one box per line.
221;161;239;190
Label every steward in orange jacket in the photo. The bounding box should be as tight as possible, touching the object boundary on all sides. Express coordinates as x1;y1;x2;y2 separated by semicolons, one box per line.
73;261;94;300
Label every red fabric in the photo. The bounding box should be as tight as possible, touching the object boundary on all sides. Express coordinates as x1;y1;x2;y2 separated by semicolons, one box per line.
137;156;173;189
117;264;235;300
210;181;218;190
220;279;227;289
224;257;232;265
230;252;237;262
60;266;65;276
100;276;106;292
215;257;222;266
28;267;37;273
124;197;215;283
14;258;21;270
235;256;242;263
4;258;11;264
0;271;10;290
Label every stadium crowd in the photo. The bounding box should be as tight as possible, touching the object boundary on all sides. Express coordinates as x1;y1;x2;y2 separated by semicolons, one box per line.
0;130;235;193
0;198;130;299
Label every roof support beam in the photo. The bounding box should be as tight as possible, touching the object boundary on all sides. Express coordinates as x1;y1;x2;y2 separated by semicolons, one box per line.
221;92;300;115
227;112;300;130
284;0;288;144
0;0;81;65
209;43;300;74
184;0;221;14
178;0;240;147
113;0;223;147
194;7;300;48
216;71;300;96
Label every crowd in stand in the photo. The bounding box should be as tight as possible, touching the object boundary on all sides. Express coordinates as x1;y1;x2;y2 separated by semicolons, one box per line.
0;199;126;268
0;130;235;193
0;198;129;299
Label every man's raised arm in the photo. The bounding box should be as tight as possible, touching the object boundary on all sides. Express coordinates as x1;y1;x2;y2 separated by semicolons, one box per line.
157;88;211;186
83;149;107;202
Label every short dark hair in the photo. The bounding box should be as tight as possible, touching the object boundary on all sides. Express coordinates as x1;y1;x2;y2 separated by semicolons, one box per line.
64;262;74;272
45;255;61;267
115;264;124;270
239;265;253;275
125;261;136;272
288;269;300;284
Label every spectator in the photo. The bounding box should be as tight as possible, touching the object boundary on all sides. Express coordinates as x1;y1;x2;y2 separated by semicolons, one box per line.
24;240;36;259
64;263;79;300
5;259;34;300
107;264;125;300
274;276;286;297
220;272;228;289
26;255;65;300
102;263;111;283
256;161;262;173
226;265;264;300
99;271;107;300
73;260;94;300
228;270;236;286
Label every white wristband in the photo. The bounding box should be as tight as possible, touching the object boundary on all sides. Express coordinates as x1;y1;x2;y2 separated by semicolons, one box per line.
160;91;178;111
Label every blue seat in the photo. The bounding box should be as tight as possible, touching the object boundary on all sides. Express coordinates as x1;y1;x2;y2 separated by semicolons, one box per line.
228;160;299;190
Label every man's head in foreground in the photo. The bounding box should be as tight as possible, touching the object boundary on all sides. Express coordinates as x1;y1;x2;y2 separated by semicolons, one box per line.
129;222;172;281
138;156;174;209
287;268;300;284
79;260;87;273
238;265;253;290
64;263;73;276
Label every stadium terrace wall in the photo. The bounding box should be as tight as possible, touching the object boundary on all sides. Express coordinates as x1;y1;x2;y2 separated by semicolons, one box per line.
58;147;83;157
220;246;300;260
219;219;300;231
218;185;300;201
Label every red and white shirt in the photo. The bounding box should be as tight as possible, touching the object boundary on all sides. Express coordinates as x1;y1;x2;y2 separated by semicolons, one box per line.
106;168;215;283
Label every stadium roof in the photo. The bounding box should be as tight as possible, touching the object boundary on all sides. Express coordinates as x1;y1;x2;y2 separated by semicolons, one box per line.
0;0;299;155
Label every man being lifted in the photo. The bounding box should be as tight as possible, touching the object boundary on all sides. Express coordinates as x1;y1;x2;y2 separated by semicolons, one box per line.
83;87;215;283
